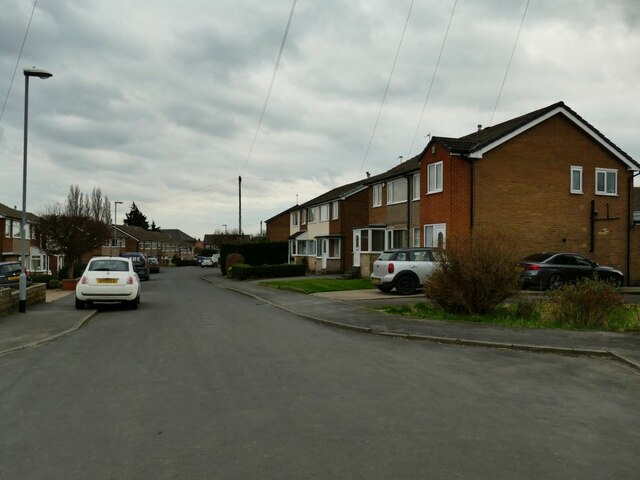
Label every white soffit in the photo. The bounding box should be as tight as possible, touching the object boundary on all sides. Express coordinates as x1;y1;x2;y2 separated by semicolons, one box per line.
469;107;638;170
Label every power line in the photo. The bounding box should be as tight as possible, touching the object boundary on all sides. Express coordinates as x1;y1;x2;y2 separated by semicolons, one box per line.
359;0;415;173
0;0;39;125
489;0;531;126
408;0;458;157
244;0;298;168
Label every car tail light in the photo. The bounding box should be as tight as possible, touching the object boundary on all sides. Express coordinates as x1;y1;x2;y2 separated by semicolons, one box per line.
81;276;88;284
524;264;541;271
388;263;395;274
127;276;134;285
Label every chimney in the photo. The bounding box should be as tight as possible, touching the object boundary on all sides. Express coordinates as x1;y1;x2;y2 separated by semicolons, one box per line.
366;171;370;178
477;124;482;131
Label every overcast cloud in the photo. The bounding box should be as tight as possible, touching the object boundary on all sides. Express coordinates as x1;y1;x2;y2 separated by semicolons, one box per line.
1;0;639;239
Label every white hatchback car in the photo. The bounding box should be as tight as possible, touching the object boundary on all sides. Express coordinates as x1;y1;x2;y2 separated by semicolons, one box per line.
75;256;141;310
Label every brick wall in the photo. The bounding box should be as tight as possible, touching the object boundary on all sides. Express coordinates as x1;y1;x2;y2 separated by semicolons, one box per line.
0;283;46;317
266;213;290;242
473;115;631;270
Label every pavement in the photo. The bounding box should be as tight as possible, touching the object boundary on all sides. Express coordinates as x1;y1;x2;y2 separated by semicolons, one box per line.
1;276;640;374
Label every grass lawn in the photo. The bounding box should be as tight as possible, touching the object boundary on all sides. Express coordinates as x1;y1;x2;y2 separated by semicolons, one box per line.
375;301;640;332
260;277;375;294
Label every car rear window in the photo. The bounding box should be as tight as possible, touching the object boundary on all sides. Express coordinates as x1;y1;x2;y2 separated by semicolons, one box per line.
0;263;21;274
90;260;129;272
377;252;395;261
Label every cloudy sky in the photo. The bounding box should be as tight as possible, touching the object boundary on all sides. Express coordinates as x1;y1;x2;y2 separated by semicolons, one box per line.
1;0;638;239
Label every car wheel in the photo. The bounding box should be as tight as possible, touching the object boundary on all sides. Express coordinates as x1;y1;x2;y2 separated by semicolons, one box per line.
395;275;417;295
547;274;563;290
128;298;138;310
377;285;393;293
75;298;85;310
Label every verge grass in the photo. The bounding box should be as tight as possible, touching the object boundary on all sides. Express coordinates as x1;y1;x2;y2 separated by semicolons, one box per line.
260;277;375;294
375;301;640;332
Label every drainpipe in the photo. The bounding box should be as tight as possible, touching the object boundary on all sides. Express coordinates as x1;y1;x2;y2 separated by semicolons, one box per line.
405;173;412;246
469;157;475;229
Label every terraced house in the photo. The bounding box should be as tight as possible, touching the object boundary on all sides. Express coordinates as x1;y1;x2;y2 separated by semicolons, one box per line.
267;102;640;283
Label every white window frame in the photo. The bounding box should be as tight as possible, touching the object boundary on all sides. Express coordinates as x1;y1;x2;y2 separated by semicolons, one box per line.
412;173;420;200
570;166;583;194
372;184;382;207
290;211;298;226
301;209;307;225
319;204;330;222
427;161;443;194
412;227;421;247
308;207;317;223
595;168;618;196
328;238;341;258
424;223;446;248
331;201;339;220
387;178;408;205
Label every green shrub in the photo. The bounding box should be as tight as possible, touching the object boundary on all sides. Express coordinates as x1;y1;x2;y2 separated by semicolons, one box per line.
224;253;245;275
48;279;62;289
424;227;521;315
32;274;54;285
230;263;306;280
544;277;623;328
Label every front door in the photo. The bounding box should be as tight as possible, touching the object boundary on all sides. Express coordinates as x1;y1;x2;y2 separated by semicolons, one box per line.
352;231;361;267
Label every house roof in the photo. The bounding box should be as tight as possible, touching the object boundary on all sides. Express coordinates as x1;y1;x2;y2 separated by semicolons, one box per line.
0;202;39;222
115;225;173;243
160;229;197;243
265;204;299;223
298;178;369;209
432;101;639;170
364;153;422;185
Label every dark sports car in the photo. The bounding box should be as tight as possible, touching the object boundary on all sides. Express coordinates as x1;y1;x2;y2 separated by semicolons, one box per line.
519;252;623;290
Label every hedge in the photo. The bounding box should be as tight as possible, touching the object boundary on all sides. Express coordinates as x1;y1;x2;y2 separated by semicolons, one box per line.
229;263;306;280
220;241;288;275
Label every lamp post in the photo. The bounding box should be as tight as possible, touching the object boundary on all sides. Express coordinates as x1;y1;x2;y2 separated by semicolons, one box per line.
19;67;52;313
112;201;123;256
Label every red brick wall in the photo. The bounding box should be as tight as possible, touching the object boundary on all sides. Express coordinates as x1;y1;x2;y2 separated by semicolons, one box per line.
473;115;631;271
420;143;472;239
266;213;290;242
336;189;369;270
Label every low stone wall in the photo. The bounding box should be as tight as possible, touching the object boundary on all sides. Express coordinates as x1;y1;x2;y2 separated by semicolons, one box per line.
0;284;47;317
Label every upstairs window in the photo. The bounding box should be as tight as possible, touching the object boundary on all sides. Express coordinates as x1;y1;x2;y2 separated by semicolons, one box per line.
596;168;617;195
372;184;382;207
331;201;339;220
387;178;407;205
308;207;317;223
427;161;443;194
570;166;583;194
301;209;307;225
412;173;420;200
291;211;299;226
319;204;330;222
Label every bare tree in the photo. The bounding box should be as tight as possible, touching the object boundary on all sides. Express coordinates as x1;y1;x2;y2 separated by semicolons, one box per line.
37;185;112;279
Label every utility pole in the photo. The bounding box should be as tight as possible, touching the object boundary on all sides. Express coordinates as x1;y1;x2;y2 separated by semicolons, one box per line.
238;176;242;236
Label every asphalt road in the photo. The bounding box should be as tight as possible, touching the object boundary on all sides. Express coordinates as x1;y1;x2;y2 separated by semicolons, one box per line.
1;267;639;479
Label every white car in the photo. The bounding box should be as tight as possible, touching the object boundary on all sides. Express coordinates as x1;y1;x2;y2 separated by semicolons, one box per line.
75;256;141;310
370;248;439;295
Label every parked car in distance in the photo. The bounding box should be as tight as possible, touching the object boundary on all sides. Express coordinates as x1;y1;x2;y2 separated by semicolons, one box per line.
0;261;31;289
370;248;439;295
211;253;220;267
519;252;624;290
75;256;141;309
120;252;150;281
148;256;160;274
201;257;214;268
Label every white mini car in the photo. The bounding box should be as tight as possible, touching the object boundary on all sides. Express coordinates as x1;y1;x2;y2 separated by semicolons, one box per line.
75;256;141;309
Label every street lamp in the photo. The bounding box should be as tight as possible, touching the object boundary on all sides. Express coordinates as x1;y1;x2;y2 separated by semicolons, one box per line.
19;67;52;313
112;201;123;256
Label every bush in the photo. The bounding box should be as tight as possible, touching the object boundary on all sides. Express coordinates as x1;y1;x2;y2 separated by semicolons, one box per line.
219;242;287;275
224;253;245;275
48;279;62;289
544;277;623;328
32;274;54;285
229;263;306;280
424;227;521;315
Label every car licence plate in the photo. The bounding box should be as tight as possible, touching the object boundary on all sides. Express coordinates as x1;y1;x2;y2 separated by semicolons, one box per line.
371;277;381;285
97;278;118;284
8;276;19;281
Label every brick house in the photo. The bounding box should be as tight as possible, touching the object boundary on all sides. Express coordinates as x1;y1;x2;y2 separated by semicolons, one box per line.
281;179;369;273
265;205;298;242
420;101;640;283
353;156;421;277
